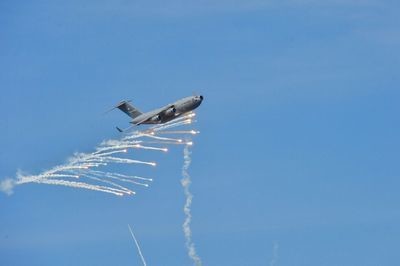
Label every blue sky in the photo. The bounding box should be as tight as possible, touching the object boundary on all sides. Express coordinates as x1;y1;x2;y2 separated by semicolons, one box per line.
1;1;400;265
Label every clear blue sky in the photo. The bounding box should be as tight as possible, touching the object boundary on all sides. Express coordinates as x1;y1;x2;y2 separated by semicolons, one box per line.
1;1;400;265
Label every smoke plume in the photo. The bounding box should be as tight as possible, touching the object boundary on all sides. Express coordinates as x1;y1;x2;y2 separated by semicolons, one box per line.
1;113;197;196
270;242;279;266
0;178;15;195
181;145;202;266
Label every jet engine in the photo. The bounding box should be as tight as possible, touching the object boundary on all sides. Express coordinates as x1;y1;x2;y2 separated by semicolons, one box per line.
164;107;176;117
151;115;161;122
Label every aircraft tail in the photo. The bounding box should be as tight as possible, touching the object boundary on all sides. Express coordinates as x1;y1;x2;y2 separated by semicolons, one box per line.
115;100;142;119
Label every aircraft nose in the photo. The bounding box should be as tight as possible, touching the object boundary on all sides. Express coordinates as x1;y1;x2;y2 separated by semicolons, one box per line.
199;95;203;101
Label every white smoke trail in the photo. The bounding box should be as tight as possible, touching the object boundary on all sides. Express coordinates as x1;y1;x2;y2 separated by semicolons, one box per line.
93;142;141;154
270;242;279;266
130;144;168;152
181;145;202;266
98;156;156;166
128;224;147;266
156;130;200;135
90;149;128;157
155;120;193;132
41;174;80;179
143;141;192;146
0;178;15;195
87;170;152;182
1;111;198;196
151;116;194;132
94;141;169;154
140;133;183;143
32;179;128;196
85;170;150;187
79;174;136;194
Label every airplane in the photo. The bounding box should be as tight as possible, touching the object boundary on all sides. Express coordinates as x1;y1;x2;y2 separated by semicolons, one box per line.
111;95;203;132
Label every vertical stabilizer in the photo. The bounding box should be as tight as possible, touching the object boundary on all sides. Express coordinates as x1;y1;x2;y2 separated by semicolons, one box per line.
116;100;142;119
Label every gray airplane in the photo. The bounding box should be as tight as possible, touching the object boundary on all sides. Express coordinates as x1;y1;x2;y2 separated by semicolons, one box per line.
112;95;203;131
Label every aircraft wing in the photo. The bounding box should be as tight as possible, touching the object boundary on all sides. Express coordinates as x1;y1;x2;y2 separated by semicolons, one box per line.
134;104;175;125
135;114;155;125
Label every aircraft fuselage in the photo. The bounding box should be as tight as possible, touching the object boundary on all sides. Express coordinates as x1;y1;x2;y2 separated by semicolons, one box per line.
131;95;203;125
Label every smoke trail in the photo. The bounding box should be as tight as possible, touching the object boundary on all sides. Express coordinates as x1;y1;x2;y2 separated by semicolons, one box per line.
99;157;156;166
128;224;147;266
85;170;150;187
1;111;198;196
181;145;202;266
270;242;279;266
32;179;127;196
140;133;183;143
87;170;152;182
79;174;136;193
151;115;194;132
0;178;15;195
156;130;200;135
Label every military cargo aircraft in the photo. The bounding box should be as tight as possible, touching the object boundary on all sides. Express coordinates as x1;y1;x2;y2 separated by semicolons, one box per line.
111;95;203;131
